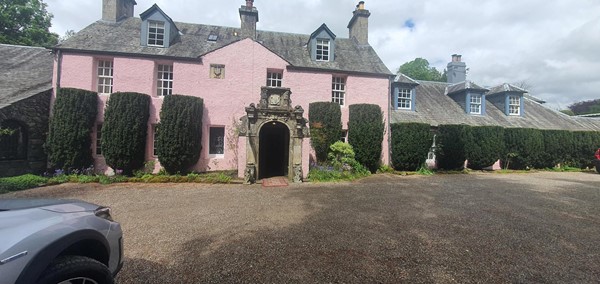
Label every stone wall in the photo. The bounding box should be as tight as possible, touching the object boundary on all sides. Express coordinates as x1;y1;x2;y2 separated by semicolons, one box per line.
0;90;52;177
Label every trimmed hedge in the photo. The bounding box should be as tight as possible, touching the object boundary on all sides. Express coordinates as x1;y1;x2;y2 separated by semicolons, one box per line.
102;92;150;175
309;102;343;163
157;95;204;174
541;130;575;168
348;104;384;173
46;88;98;170
572;131;600;168
504;128;544;170
390;123;433;171
436;124;470;170
466;126;505;170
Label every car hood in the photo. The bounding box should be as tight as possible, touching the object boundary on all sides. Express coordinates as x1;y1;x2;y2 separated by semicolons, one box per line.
0;199;97;212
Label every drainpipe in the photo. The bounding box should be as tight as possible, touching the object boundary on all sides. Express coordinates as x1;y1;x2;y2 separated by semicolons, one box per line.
56;49;62;90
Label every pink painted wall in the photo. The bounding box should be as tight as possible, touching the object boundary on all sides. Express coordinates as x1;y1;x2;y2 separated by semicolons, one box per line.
56;38;390;177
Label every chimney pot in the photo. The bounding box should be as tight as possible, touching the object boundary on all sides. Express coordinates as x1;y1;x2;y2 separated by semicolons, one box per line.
358;1;365;10
246;0;253;8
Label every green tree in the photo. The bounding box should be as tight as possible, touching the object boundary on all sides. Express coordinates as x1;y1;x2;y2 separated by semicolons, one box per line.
348;104;384;173
102;92;150;175
397;58;445;82
46;88;98;170
0;0;59;47
157;95;204;174
308;102;342;163
568;99;600;115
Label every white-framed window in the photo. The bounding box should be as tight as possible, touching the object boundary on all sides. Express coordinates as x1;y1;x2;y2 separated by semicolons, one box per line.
397;88;412;110
340;130;348;143
266;70;283;87
210;64;225;79
157;64;173;96
209;127;225;155
332;76;346;106
148;21;165;47
97;60;113;95
470;94;482;114
95;124;103;156
509;95;521;115
316;39;330;61
153;125;158;156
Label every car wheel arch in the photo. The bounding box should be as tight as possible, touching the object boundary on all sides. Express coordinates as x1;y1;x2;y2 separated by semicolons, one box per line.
15;229;110;284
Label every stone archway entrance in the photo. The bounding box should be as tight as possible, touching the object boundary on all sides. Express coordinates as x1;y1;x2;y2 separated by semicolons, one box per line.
259;121;290;179
240;87;309;184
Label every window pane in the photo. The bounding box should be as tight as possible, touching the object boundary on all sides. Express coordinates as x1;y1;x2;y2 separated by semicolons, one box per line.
210;127;225;155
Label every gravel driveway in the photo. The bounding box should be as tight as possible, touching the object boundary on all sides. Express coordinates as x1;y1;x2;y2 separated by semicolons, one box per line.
3;172;600;283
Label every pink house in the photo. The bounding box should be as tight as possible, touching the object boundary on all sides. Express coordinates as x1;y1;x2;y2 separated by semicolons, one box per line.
53;0;392;182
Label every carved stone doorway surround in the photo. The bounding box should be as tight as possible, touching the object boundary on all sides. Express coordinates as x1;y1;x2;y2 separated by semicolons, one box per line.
239;87;309;184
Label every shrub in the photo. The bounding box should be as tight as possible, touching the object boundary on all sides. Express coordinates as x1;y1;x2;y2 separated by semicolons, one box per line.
436;124;470;170
348;104;384;173
157;95;204;174
572;131;600;168
466;126;505;170
503;128;544;169
102;92;150;175
541;130;575;168
46;88;98;170
308;102;342;163
390;123;433;171
0;174;48;192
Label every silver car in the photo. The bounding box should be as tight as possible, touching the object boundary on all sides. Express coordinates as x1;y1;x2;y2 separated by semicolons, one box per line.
0;199;123;284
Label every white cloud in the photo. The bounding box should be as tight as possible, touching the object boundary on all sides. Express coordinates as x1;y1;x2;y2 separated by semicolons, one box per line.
45;0;600;109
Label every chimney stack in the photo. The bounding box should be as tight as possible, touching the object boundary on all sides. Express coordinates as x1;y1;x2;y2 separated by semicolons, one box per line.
239;0;259;39
347;1;371;45
102;0;136;22
447;54;467;84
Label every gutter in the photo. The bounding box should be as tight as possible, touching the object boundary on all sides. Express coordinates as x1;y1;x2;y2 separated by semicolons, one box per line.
286;65;393;79
52;47;203;63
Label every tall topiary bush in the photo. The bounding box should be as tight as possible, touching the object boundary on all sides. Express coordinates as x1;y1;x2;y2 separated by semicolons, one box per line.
46;88;98;170
503;128;544;169
308;102;342;163
157;95;204;174
390;123;433;171
101;92;150;175
436;124;470;170
348;104;384;173
466;126;505;170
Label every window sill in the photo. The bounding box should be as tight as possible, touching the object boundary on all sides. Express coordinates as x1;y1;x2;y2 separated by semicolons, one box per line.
208;154;225;159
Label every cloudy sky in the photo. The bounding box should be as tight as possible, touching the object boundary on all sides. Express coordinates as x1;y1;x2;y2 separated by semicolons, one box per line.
45;0;600;110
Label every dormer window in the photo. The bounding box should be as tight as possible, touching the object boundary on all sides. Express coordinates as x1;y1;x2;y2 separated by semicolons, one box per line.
140;4;179;48
316;39;330;61
397;88;412;110
508;95;521;115
309;24;336;62
148;21;165;47
469;94;482;114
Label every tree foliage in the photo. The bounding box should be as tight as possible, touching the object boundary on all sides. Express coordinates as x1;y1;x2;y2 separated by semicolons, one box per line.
101;92;150;175
348;104;384;173
46;88;98;170
397;58;446;82
157;95;204;174
308;102;342;163
567;99;600;115
0;0;59;47
390;123;433;171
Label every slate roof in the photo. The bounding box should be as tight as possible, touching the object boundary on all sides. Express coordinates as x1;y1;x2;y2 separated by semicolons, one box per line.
55;17;392;76
390;78;600;131
0;44;53;109
445;80;488;95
